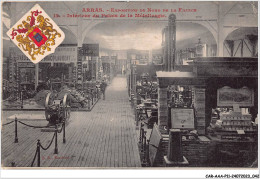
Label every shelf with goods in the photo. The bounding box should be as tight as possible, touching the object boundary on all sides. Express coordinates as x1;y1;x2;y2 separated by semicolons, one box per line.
220;113;256;132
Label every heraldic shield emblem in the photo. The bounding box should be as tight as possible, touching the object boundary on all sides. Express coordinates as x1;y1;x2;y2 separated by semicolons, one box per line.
7;4;65;64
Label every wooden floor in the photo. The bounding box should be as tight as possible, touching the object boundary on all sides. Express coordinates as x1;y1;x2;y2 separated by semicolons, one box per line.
1;76;141;168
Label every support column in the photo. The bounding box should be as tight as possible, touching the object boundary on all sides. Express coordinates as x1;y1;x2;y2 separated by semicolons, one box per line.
217;4;225;57
193;87;206;135
14;61;19;100
129;64;132;97
133;65;137;100
77;47;83;87
77;15;83;87
109;52;112;82
95;57;98;80
35;63;39;90
163;27;169;71
158;87;168;134
168;14;176;71
91;56;94;79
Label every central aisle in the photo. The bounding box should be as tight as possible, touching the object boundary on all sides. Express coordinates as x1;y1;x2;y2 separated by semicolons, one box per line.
50;75;141;167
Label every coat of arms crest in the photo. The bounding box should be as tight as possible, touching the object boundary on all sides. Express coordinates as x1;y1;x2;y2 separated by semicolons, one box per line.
7;4;65;64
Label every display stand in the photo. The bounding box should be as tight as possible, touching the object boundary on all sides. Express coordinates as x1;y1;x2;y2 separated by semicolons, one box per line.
163;129;189;167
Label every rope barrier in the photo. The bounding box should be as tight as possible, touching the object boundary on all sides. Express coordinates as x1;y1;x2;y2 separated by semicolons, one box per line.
2;121;14;126
14;118;66;167
29;125;65;167
40;132;56;151
30;146;38;167
18;121;55;129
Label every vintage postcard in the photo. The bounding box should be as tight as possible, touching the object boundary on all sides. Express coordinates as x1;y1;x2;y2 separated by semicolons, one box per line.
1;1;259;178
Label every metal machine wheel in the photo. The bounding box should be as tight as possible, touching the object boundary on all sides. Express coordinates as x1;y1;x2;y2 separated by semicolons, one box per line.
45;92;52;121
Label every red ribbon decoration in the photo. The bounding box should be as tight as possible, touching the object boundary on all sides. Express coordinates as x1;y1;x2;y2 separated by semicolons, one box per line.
10;31;17;39
10;9;42;39
30;10;42;26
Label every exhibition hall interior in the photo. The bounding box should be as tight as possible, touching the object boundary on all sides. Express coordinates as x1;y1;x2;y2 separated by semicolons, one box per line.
1;1;258;168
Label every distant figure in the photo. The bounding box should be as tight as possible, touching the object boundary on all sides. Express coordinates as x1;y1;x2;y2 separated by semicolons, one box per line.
122;65;125;75
100;80;107;100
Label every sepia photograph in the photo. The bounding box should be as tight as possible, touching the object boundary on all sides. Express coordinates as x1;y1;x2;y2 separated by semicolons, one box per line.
1;1;259;177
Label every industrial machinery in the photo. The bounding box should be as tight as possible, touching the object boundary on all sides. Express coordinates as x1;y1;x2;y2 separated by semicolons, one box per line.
45;93;71;124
